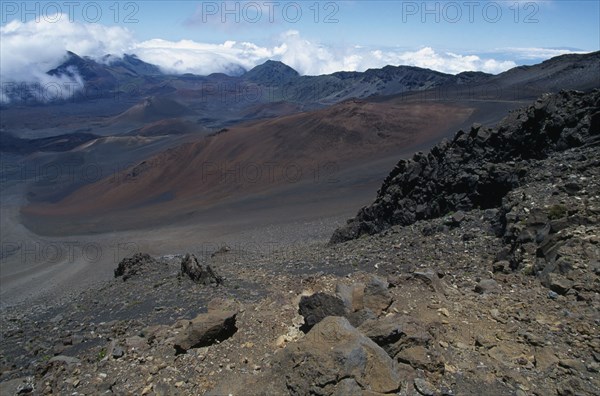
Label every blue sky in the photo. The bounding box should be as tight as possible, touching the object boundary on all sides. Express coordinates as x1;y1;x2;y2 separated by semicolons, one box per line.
96;1;599;57
137;1;599;49
1;1;599;79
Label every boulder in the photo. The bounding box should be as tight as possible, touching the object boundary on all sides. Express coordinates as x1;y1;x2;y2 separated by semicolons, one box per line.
346;308;377;328
535;347;559;371
413;270;447;295
363;276;392;314
125;335;148;351
396;345;444;372
358;315;407;354
298;292;346;332
173;310;237;354
180;253;223;285
544;273;573;295
414;377;437;396
358;314;432;359
335;282;365;312
474;279;500;294
114;253;157;281
262;317;401;395
112;346;124;359
209;317;403;395
331;378;363;396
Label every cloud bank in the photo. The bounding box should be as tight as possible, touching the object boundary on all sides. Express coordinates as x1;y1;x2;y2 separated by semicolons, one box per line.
132;31;519;76
0;15;134;102
0;16;586;102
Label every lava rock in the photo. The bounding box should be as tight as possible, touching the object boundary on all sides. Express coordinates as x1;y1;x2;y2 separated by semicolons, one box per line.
359;314;431;359
180;253;223;285
335;282;365;313
331;90;600;243
544;273;573;295
114;253;157;281
298;292;346;332
173;310;237;354
413;270;447;294
0;378;35;395
363;276;392;314
474;279;500;294
346;308;377;328
414;378;437;396
112;346;124;359
254;317;401;395
48;355;81;365
357;314;407;356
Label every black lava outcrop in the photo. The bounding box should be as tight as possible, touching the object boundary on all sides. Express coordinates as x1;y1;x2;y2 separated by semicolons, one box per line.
180;253;224;285
331;89;600;244
298;292;346;332
114;253;158;281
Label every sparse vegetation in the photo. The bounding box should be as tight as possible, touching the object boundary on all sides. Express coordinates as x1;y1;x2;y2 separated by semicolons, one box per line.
548;204;568;220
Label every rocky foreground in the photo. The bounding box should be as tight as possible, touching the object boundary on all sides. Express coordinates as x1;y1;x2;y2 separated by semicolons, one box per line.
1;90;599;395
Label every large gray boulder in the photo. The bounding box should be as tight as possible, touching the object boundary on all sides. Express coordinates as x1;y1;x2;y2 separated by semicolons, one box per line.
358;314;432;359
173;310;237;354
243;316;402;395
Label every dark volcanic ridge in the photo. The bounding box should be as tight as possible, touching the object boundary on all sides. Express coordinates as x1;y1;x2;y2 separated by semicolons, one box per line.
331;89;600;244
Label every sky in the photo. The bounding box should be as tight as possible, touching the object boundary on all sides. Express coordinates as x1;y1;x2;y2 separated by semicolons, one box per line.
1;0;599;88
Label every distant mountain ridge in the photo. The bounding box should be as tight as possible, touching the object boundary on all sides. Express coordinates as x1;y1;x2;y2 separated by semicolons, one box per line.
2;51;599;107
47;51;162;83
242;60;300;83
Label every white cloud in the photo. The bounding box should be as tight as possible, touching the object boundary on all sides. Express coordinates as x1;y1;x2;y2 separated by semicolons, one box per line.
132;32;518;76
360;47;517;74
497;47;588;60
0;15;134;102
2;16;586;103
132;38;271;75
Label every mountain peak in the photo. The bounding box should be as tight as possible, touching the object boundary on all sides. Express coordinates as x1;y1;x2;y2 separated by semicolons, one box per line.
243;60;300;83
106;53;163;76
61;51;88;65
47;51;96;79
